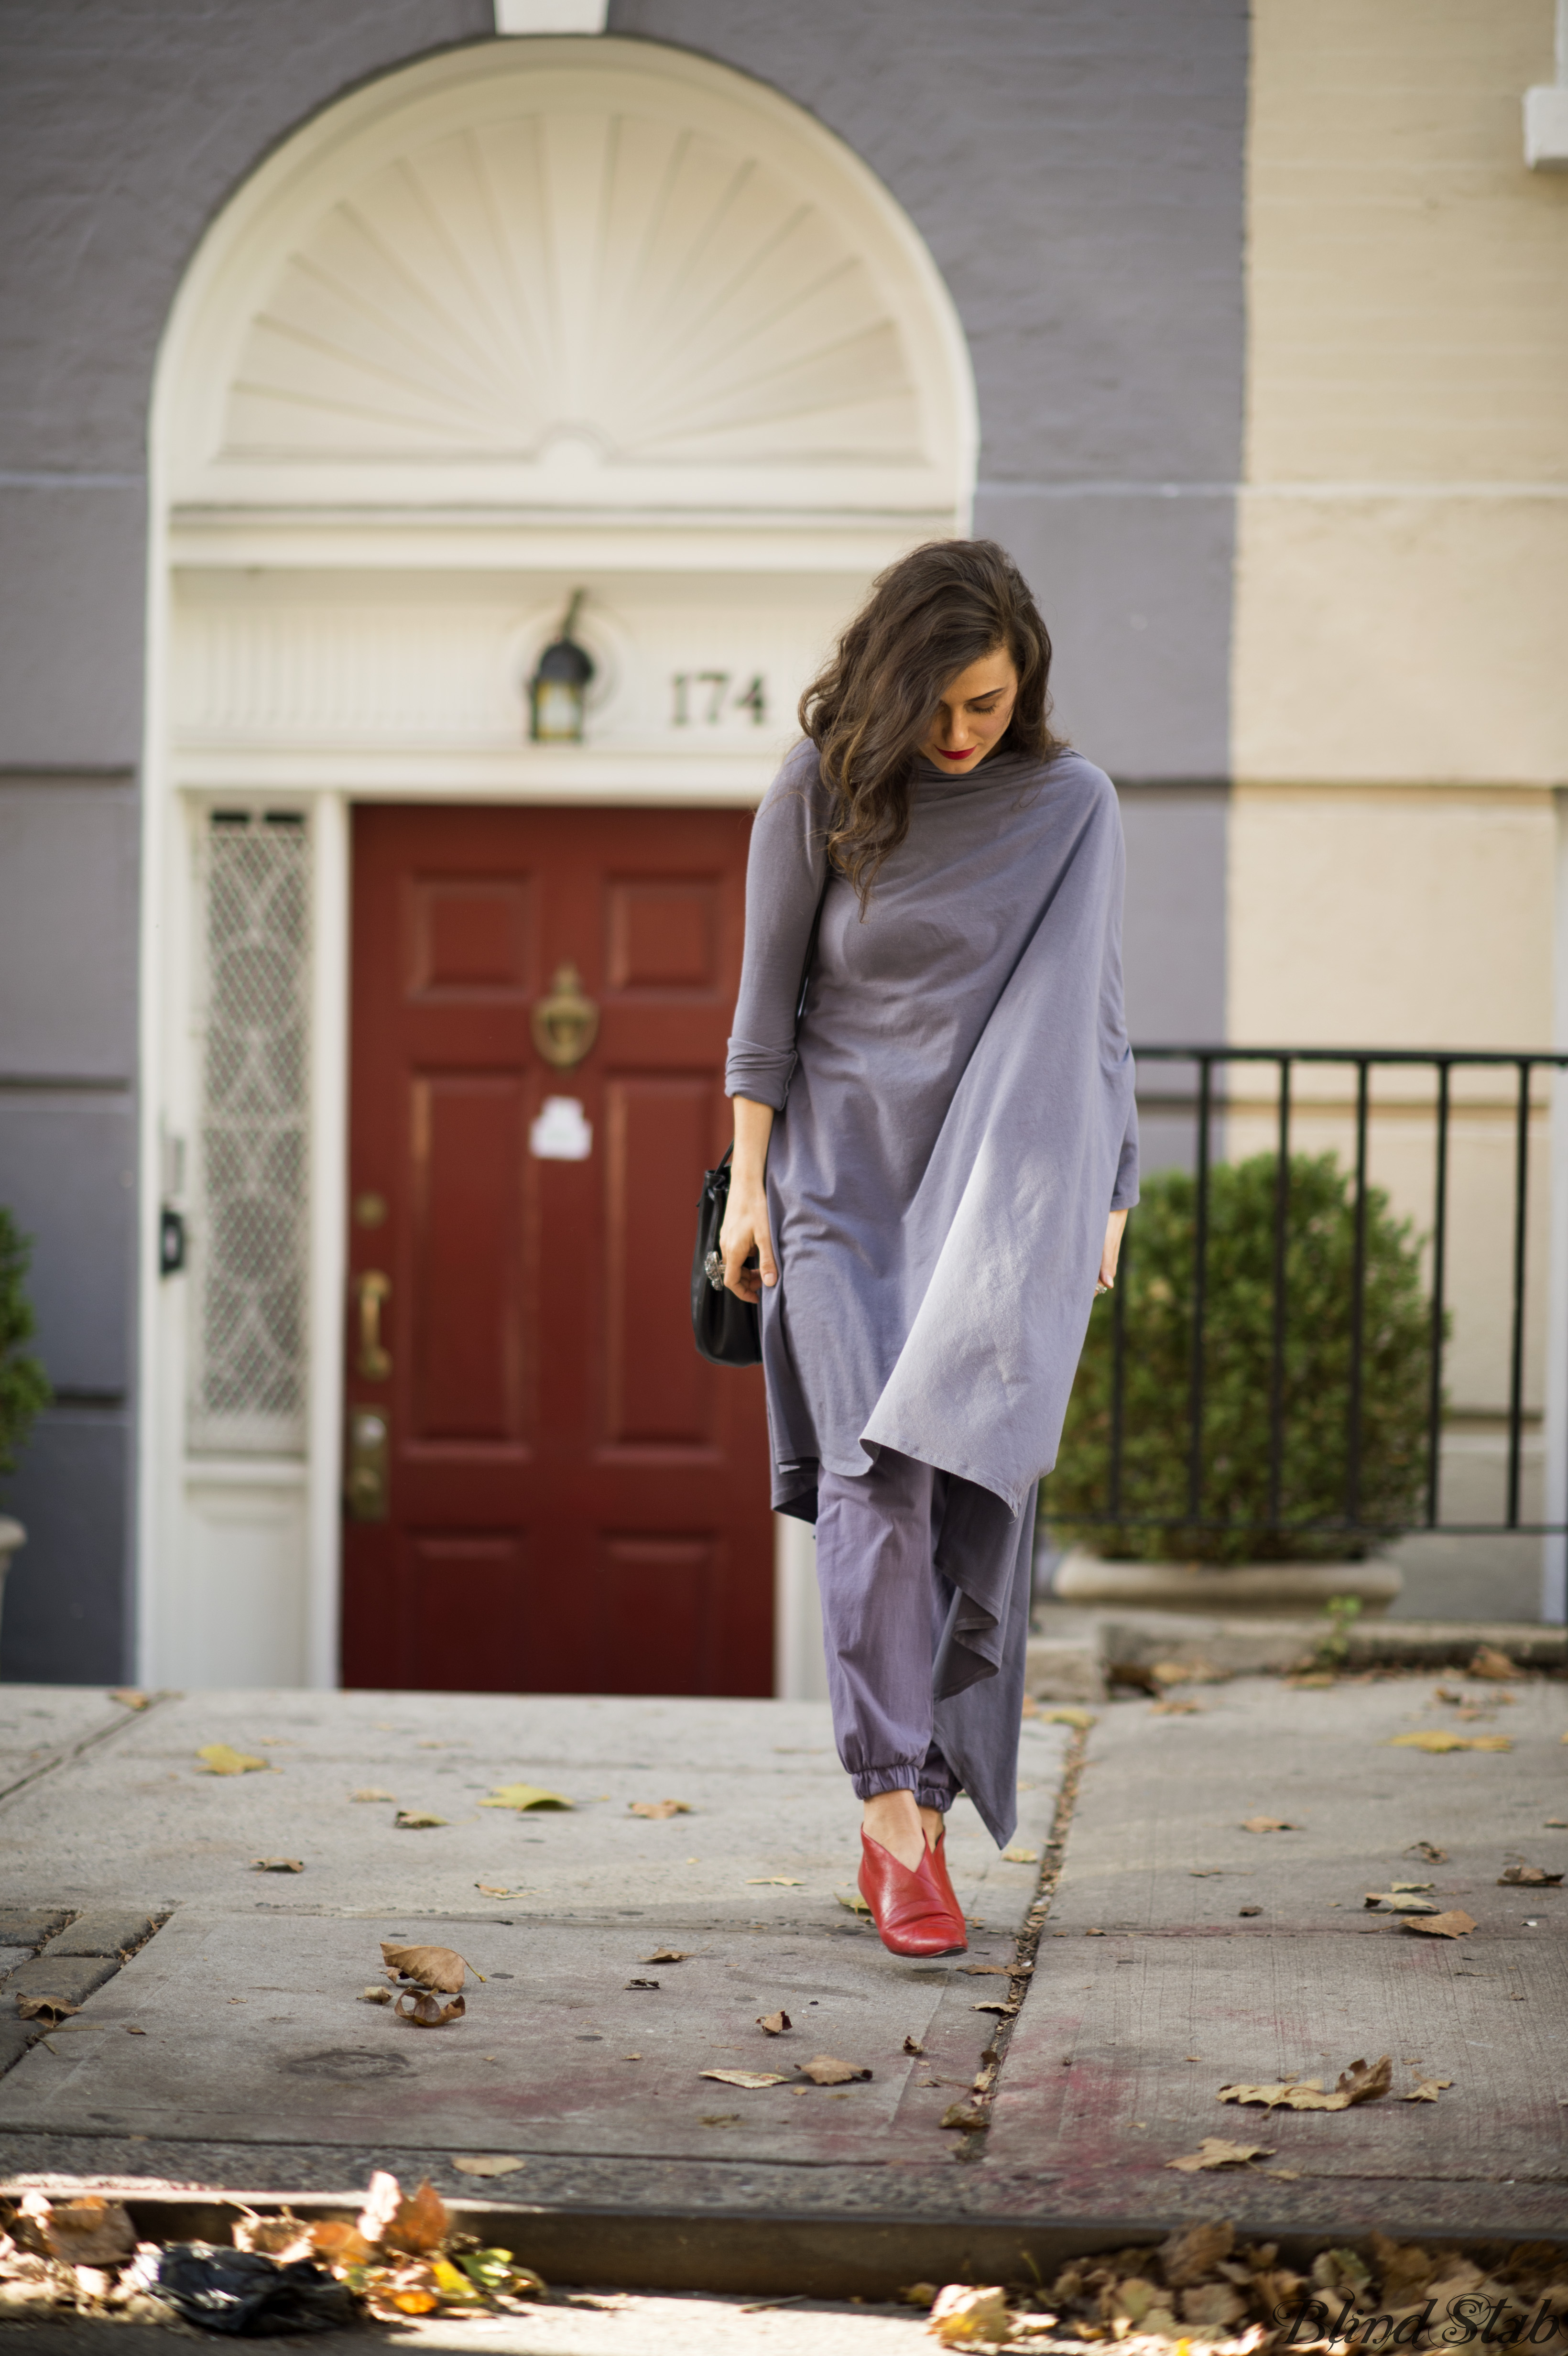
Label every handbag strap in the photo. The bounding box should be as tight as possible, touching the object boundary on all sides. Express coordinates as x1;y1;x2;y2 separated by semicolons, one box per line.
794;864;831;1026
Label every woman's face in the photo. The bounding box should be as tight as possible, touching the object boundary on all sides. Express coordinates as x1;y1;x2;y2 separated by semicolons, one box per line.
918;644;1019;775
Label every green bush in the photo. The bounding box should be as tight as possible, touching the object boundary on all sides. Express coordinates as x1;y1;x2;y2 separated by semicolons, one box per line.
1044;1151;1434;1564
0;1208;51;1489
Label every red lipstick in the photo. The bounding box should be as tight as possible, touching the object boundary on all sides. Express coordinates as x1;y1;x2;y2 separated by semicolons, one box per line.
935;746;973;762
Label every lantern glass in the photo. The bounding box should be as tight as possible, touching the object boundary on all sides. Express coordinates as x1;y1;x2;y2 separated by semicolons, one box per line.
527;589;596;745
531;676;587;742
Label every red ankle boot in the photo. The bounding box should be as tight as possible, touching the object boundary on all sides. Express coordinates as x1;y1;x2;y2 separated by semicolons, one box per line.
858;1830;968;1958
923;1829;968;1948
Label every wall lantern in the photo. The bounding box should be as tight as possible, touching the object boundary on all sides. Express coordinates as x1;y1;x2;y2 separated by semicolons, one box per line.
528;589;596;743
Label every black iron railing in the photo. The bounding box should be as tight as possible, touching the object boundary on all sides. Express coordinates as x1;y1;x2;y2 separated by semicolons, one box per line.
1064;1047;1568;1543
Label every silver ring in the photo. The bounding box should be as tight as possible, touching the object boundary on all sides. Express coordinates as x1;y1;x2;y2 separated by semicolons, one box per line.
704;1249;726;1292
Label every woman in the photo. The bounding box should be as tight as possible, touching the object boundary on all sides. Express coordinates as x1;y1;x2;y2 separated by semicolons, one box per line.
720;540;1137;1959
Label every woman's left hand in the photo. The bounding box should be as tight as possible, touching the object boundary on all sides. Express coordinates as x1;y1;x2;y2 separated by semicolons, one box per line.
1097;1208;1129;1294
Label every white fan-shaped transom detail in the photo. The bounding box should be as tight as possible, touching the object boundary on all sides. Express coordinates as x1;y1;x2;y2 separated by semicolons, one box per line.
224;103;925;472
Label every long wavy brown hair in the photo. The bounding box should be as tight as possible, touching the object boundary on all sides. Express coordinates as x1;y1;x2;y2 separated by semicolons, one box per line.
798;538;1064;906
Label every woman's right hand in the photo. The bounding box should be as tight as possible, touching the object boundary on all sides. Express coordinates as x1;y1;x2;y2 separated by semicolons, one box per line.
720;1097;777;1304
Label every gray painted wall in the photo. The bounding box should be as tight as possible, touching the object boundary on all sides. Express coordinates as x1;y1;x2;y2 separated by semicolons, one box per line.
0;0;1242;1677
0;1;492;1680
607;0;1248;779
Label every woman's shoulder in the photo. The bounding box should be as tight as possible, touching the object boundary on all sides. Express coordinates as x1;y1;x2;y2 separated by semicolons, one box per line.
757;738;829;818
1038;745;1115;808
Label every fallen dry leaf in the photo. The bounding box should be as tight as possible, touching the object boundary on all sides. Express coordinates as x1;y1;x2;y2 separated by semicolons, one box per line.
1403;1910;1476;1939
1218;2054;1391;2111
1499;1864;1562;1886
1389;1731;1512;1753
16;1996;79;2023
629;1799;691;1820
359;1986;392;2005
125;2024;146;2034
396;1990;466;2026
1406;1839;1449;1862
394;1810;449;1829
962;1963;1031;1975
309;2218;376;2268
904;2035;926;2056
1241;1815;1299;1832
926;2283;1011;2345
250;1857;303;1873
1363;1891;1438;1913
1161;2221;1237;2286
1001;1846;1038;1864
1181;2284;1246;2329
195;1742;269;1775
642;1949;688;1963
381;1942;475;1993
474;1883;528;1898
625;1977;660;1991
109;1689;152;1711
972;2001;1016;2017
28;2196;136;2268
746;1876;804;1886
798;2053;872;2085
479;1783;572;1811
939;2102;987;2130
352;1788;395;1803
1389;1878;1434;1891
449;2155;525;2177
699;2068;790;2089
1400;2076;1454;2101
1151;1699;1202;1715
360;2174;450;2257
1469;1645;1522;1680
1238;1905;1262;1917
756;2011;791;2035
1043;1707;1096;1728
1165;2136;1272;2173
836;1889;871;1916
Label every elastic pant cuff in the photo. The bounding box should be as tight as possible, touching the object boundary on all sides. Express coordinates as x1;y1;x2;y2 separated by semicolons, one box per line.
915;1786;954;1813
850;1766;921;1801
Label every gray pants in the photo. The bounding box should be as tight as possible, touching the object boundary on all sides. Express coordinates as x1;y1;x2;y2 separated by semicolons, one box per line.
815;1447;962;1811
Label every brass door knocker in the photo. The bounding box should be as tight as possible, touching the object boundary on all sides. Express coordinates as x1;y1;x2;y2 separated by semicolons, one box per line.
531;961;599;1069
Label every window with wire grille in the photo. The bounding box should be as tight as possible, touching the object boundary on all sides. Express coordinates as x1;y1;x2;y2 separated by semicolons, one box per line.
188;811;310;1455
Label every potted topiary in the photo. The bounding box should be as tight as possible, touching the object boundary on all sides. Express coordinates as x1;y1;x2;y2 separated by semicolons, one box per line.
0;1207;52;1636
1045;1151;1433;1614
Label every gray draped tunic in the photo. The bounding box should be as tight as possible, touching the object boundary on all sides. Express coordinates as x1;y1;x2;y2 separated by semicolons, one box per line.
725;740;1138;1843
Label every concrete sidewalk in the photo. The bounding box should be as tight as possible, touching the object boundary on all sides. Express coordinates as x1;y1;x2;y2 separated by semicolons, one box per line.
0;1662;1564;2277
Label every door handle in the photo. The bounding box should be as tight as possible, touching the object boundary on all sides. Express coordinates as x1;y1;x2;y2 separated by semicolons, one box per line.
345;1406;390;1522
352;1269;392;1381
531;961;599;1070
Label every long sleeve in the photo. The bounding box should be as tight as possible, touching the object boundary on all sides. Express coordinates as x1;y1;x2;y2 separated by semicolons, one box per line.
725;746;830;1110
1111;1097;1140;1211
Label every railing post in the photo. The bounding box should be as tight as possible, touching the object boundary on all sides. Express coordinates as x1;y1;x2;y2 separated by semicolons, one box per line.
1346;1059;1370;1530
1546;791;1568;1620
1426;1062;1450;1530
1507;1060;1531;1530
1268;1058;1292;1530
1187;1055;1212;1529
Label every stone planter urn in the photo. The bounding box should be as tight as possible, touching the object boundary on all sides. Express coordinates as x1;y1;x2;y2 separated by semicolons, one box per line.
1052;1546;1402;1617
0;1516;24;1641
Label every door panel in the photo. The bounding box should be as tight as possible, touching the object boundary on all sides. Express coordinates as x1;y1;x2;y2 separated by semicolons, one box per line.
343;804;770;1695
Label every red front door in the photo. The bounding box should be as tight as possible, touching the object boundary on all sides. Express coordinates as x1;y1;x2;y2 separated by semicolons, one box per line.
342;803;772;1695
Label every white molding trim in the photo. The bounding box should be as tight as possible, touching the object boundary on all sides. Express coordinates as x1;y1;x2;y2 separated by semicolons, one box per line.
305;791;349;1686
157;39;975;529
496;0;610;30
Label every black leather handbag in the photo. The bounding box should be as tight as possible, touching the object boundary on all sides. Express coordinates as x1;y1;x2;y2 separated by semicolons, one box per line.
691;1145;761;1367
691;873;828;1368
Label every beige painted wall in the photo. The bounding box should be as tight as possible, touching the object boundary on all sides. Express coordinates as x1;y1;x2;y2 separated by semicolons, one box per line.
1235;0;1568;785
1229;786;1555;1050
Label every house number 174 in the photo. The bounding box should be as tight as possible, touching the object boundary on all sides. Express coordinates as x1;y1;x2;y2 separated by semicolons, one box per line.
670;672;767;726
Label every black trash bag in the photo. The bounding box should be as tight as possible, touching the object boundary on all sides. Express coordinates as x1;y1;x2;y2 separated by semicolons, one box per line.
153;2243;359;2336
